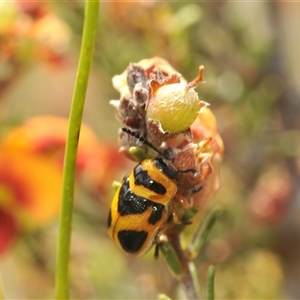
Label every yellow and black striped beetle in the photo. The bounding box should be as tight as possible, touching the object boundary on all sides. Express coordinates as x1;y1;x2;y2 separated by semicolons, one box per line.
107;128;196;257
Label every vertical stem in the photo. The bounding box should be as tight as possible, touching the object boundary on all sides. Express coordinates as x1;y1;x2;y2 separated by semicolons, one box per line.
55;1;99;299
181;272;200;300
167;233;200;300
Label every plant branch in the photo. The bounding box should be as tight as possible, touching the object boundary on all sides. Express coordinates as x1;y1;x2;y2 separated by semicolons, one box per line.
167;233;200;300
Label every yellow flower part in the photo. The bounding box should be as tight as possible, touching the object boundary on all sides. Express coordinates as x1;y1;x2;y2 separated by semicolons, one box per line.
0;148;62;229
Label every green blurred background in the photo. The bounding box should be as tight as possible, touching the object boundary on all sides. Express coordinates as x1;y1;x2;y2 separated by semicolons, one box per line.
0;1;300;299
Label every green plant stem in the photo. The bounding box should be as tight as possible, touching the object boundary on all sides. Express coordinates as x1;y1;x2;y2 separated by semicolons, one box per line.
166;233;200;300
55;1;99;299
206;265;215;300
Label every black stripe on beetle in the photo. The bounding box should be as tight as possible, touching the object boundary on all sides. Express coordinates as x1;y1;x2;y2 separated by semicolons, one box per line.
148;203;165;225
118;230;148;253
154;157;179;180
133;164;167;195
118;176;151;216
107;209;112;228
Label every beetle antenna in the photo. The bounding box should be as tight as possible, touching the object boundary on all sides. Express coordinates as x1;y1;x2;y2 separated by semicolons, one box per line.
122;127;163;156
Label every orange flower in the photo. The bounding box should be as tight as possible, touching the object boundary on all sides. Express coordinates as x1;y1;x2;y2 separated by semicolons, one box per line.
0;148;62;225
0;116;127;254
2;116;128;193
0;148;62;254
2;116;93;166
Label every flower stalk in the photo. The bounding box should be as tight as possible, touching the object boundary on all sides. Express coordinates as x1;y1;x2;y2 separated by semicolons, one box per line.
55;1;99;299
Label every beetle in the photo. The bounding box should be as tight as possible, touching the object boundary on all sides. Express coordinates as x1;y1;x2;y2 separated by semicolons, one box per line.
107;128;196;256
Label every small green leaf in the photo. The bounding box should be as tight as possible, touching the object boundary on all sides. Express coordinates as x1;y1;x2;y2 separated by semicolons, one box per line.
188;262;201;298
187;206;222;258
160;241;183;278
176;206;199;232
181;206;199;224
206;265;215;300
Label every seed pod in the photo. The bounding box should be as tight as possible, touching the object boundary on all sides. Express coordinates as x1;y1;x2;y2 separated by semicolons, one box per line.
147;83;202;133
146;66;207;143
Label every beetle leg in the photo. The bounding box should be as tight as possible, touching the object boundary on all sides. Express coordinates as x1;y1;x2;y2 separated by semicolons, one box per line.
154;242;160;259
174;193;191;210
171;194;192;224
172;204;180;224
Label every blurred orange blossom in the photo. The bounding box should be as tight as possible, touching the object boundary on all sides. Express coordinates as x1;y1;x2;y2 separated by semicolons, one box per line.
0;116;127;254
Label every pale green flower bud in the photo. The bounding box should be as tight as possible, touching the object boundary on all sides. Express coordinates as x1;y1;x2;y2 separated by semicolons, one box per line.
146;66;207;137
147;83;203;133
